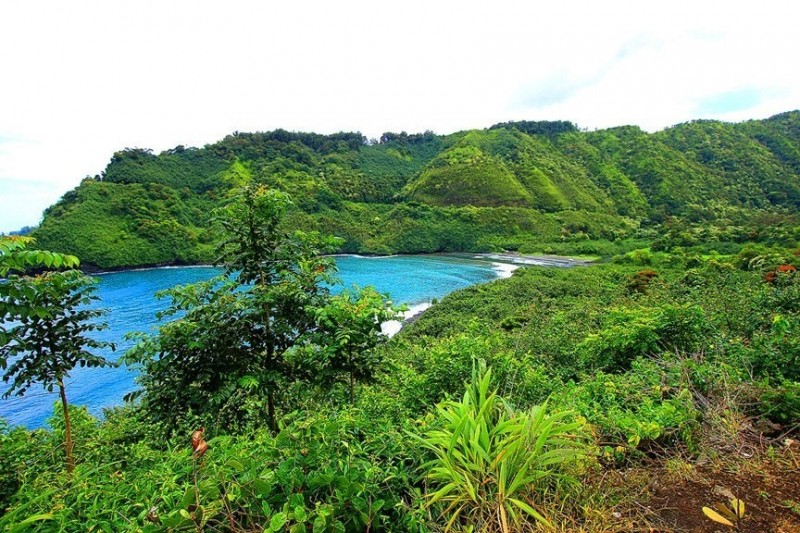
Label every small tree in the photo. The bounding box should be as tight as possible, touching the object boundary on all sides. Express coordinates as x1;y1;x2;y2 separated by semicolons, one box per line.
214;184;342;430
0;238;112;473
127;185;346;433
124;277;253;431
312;287;400;403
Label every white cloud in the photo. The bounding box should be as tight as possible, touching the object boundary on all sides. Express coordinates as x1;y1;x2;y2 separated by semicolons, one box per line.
1;0;799;230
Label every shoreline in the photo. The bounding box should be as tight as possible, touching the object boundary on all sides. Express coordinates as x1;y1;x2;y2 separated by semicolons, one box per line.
85;253;590;338
380;261;520;338
447;252;594;268
82;251;594;275
378;251;593;337
381;302;433;338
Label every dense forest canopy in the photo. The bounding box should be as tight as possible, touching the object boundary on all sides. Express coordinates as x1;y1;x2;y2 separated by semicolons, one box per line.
30;111;800;269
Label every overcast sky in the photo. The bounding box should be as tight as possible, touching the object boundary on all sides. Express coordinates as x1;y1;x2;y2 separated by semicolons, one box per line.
1;0;799;231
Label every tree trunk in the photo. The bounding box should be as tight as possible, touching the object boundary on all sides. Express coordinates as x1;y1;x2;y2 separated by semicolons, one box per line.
349;350;355;404
267;388;276;433
58;380;74;474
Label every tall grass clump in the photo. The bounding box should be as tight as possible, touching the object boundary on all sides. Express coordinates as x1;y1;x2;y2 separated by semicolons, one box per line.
413;363;587;532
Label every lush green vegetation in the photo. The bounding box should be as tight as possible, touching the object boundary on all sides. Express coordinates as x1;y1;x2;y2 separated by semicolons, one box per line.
4;188;800;530
3;111;800;530
0;238;106;475
123;185;397;436
30;112;800;269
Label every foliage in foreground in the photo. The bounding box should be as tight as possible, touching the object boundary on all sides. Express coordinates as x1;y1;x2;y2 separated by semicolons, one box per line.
0;237;112;474
2;239;800;530
0;406;424;531
414;364;586;532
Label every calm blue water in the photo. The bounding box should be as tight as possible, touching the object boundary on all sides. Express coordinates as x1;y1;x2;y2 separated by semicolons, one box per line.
0;255;501;429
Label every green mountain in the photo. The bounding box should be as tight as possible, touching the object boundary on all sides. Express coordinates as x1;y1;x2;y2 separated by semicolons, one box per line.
657;118;800;207
32;112;800;268
403;128;612;212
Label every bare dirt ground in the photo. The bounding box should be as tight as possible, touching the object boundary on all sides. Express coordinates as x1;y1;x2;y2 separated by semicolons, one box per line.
646;442;800;532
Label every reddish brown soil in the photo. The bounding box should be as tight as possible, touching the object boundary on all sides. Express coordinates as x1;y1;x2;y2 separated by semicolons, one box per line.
648;445;800;532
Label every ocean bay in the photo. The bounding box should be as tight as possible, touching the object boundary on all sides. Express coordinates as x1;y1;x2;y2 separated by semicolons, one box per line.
0;255;505;428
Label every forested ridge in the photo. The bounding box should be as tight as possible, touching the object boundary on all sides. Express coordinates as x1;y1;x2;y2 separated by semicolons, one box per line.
31;111;800;269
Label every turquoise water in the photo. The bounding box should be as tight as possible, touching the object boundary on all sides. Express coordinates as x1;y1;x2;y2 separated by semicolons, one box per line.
0;255;501;429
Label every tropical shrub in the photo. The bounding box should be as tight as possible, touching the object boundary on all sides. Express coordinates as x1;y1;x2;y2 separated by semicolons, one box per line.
576;304;710;372
413;364;586;532
758;381;800;424
557;358;699;451
627;268;658;293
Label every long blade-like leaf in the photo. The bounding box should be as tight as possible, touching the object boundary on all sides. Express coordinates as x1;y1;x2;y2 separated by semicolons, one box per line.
10;513;56;533
703;506;734;527
508;498;552;528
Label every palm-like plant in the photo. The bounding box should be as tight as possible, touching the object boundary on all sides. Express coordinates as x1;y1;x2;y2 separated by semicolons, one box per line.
414;363;585;532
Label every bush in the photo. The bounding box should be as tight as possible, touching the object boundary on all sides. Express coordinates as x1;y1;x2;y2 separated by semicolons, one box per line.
577;304;710;372
412;364;587;531
0;406;424;531
627;268;659;293
758;381;800;425
556;358;699;452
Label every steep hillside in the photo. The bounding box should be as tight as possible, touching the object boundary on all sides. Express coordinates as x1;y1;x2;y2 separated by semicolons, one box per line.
403;129;613;212
741;111;800;175
581;126;730;214
38;180;219;268
657;120;800;207
402;131;534;208
31;112;800;268
553;132;648;217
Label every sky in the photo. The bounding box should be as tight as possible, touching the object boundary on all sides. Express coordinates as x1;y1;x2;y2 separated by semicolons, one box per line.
1;0;799;232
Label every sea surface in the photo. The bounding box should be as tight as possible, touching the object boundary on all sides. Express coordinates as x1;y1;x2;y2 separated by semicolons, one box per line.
0;255;505;429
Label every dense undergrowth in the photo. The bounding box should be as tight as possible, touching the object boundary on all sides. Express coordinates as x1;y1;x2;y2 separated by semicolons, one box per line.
2;233;799;530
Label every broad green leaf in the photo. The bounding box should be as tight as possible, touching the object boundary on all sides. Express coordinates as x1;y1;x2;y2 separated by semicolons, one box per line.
269;512;287;531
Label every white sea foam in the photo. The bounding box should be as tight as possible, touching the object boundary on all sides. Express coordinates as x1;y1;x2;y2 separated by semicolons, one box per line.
492;262;519;279
380;260;525;337
476;253;586;268
330;254;397;259
381;302;433;338
95;264;216;275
